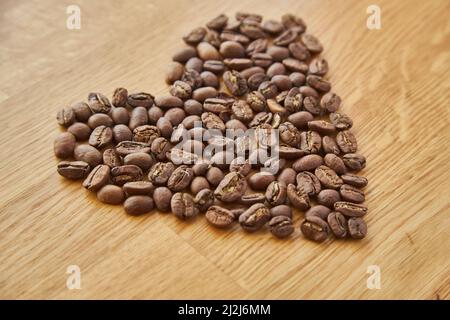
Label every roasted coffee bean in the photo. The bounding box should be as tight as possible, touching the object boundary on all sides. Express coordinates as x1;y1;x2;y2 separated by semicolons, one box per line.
308;120;336;135
231;100;254;122
272;75;292;92
248;73;269;90
277;145;306;159
88;92;111;113
296;171;321;196
340;184;365;203
240;193;266;205
223;70;248;96
300;216;329;242
277;168;296;185
327;211;348;238
123;152;154;171
269;216;294;238
220;41;245;58
306;75;331;92
183;27;206;45
192;160;210;176
113;125;133;143
123;181;155;196
236;12;262;22
239;203;271;232
246;38;268;56
226;119;247;131
83;164;110;191
329;112;353;130
287;183;310;210
288;111;313;129
201;71;219;88
132;125;160;144
265;181;287;206
258;81;278;99
220;30;250;45
229;157;251;176
207;14;228;30
111;165;143;186
124;195;154;215
301;33;323;53
103;148;122;168
224;58;253;71
197;42;221;61
111;107;130;125
341;174;368;188
203;97;231;114
203;60;225;74
266;62;286;78
270;204;292;218
56;106;76;127
165;61;185;84
171;192;198;219
192;87;218;102
342;153;366;172
299;86;319;98
309;57;329;76
248;172;276;190
279;122;301;146
155;117;173;139
282;58;308;73
324;153;346;174
305;205;331;220
205;29;222;47
320;92;341;113
303;96;322;115
348;217;367;239
54;132;76;159
112;87;128;108
289;72;306;86
201;112;226;132
57;161;90;180
172;46;197;63
240;20;266;39
293;154;323;172
183;100;203;117
334;201;367;217
170;81;192;100
273;29;298;46
336;130;357;153
281;13;306;32
115;141;151;156
289;42;310;61
214;171;247;202
153;186;173;211
155;95;184;110
74;144;102;167
300;130;322;154
262;20;284;35
205;206;235;228
322;136;341;155
97;185;125;205
317;189;341;208
267;45;290;61
167;148;199;165
151;137;172;161
71;102;92;122
315;165;343;189
89;125;113;148
241;66;265;79
87;113;114;129
129;107;149;131
166;108;188;127
148;162;175;186
190;176;210;194
193;188;215;212
246;91;266;112
167;165;194;192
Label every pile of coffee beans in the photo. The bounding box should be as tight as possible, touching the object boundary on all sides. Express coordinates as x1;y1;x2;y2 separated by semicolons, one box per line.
54;12;368;242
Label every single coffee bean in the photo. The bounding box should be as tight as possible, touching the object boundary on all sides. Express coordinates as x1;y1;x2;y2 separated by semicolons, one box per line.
281;13;306;32
151;137;172;161
334;201;368;217
248;172;276;190
327;211;348;238
132;125;160;144
182;69;203;89
248;72;269;90
87;113;114;129
155;95;184;109
97;185;125;205
56;106;75;127
309;57;329;76
153;186;173;211
306;75;331;92
128;107;149;131
246;91;267;112
300;216;329;242
172;46;197;63
165;61;185;84
201;112;226;132
279;121;301;146
192;87;218;102
184;99;203;115
305;205;331;221
123;181;155;196
167;148;199;165
190;176;210;194
317;189;341;208
277;145;306;159
113;125;133;143
214;171;247;202
110;107;129;125
203;97;231;114
103;148;122;168
258;81;278;99
220;41;245;58
239;203;271;232
112;87;128;108
300;130;322;154
348;217;367;239
203;60;225;74
240;19;266;39
246;38;268;55
273;29;298;46
289;42;311;61
320;92;341;113
315;165;343;189
288;111;313;129
207;14;228;30
277;168;296;185
170;81;192;100
205;29;222;47
269;216;294;238
308;120;336;135
336;130;358;153
263;157;285;175
74;144;102;167
300;86;319;98
287;183;310;211
301;33;323;53
54;132;76;159
224;58;253;71
200;71;219;88
197;42;221;60
226;119;247;131
330;112;353;130
82;164;110;191
115;141;151;156
262;20;284;35
240;193;266;205
292;154;323;172
340;184;365;203
341;174;368;188
167;165;194;192
303;96;322;115
342;153;366;172
241;66;265;79
324;153;347;174
231;100;254;122
223;70;248;96
282;58;308;73
156;117;173;139
57;161;90;180
289;72;306;86
111;165;143;186
71;102;92;122
270;204;292;218
322;136;341;155
296;171;321;196
88;92;112;114
229;157;251;176
206;206;235;228
124;195;154;215
89;125;113;148
148;162;175;186
267;45;290;61
123;152;154;171
272;75;292;91
183;27;206;45
193;188;215;212
265;181;287;206
192;159;210;176
171;192;198;220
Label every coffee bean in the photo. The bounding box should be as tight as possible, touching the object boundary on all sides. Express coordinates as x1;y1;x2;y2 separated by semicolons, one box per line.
153;186;173;211
236;12;262;23
287;111;313;129
151;137;172;161
170;81;192;100
74;144;102;167
220;30;250;45
287;183;310;210
167;148;199;165
155;117;173;139
306;75;331;92
182;68;203;90
148;162;175;186
123;181;155;196
240;193;265;205
282;58;308;73
265;181;287;206
270;204;292;218
171;192;198;219
322;136;341;155
277;168;296;185
214;171;247;202
305;205;331;220
324;153;347;174
248;172;276;190
281;14;306;33
309;57;329;76
124;195;154;215
220;40;246;59
289;42;310;61
240;20;266;39
172;46;197;63
341;174;368;188
113;125;133;143
184;99;204;115
269;216;294;238
83;164;110;191
320;92;341;113
317;189;341;208
299;86;319;98
88;92;111;114
342;153;366;172
207;14;228;30
231;100;254;122
123;152;154;171
273;29;298;46
89;125;113;148
340;184;365;203
190;176;210;194
183;27;206;45
315;165;343;189
192;87;218;102
300;130;322;154
300;216;329;242
112;87;128;108
258;81;278;99
308;120;336;135
193;188;215;212
292;154;323;172
198;42;222;61
111;107;130;125
336;130;358;153
205;206;235;228
56;106;76;127
57;161;90;180
262;20;284;35
132;125;160;145
167;165;194;192
205;29;222;47
71;102;92;122
201;112;226;132
296;171;321;196
223;70;248;96
289;72;306;87
246;38;268;56
277;145;306;159
166;62;185;84
302;96;322;115
334;201;367;217
329;112;353;130
224;58;253;71
301;33;323;53
200;71;219;88
248;73;269;91
111;165;143;186
348;217;367;239
129;107;149;131
97;185;125;205
115;141;151;156
87;113;114;129
239;203;270;232
279;121;301;146
327;211;348;238
203;60;225;74
54;132;76;159
103;148;122;168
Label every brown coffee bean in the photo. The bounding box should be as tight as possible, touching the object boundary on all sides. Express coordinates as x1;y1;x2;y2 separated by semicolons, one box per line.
289;42;310;61
167;148;199;165
230;100;253;122
273;29;298;46
324;153;347;174
198;42;222;60
112;88;128;108
239;203;271;232
336;130;358;153
270;204;292;218
296;171;321;196
287;111;313;129
88;92;111;114
300;86;319;98
303;96;322;115
223;70;248;96
113;125;133;143
128;107;149;131
57;161;90;180
343;153;366;172
267;62;287;78
220;30;250;45
205;206;235;228
301;33;323;53
248;172;276;190
301;216;329;242
329;112;353;131
317;189;341;208
148;162;175;186
192;87;218;102
170;81;192;100
289;72;306;86
300;130;322;154
123;152;154;171
200;71;219;88
71;102;92;122
281;13;306;32
240;193;266;205
172;46;197;63
111;165;143;186
124;195;154;215
54;132;76;159
103;148;122;168
205;29;222;47
201;112;226;132
224;58;253;71
282;58;308;73
269;216;294;238
327;211;348;238
341;174;368;188
89;125;112;148
165;62;185;84
83;164;110;191
334;201;367;217
262;20;284;35
182;69;203;89
167;165;194;192
305;205;331;220
287;183;310;210
278;121;300;146
151;137;172;161
248;72;269;91
308;120;336;135
277;145;306;159
207;14;228;30
171;192;198;219
184;99;204;115
97;185;125;205
74;144;102;167
111;107;129;125
340;184;365;203
320;92;341;113
348;217;367;239
214;171;247;202
258;81;278;99
115;141;150;156
322;136;341;155
277;168;296;185
309;57;329;76
132;125;160;145
190;176;210;195
153;187;173;211
306;75;331;92
272;75;292;91
315;165;343;189
240;19;266;39
246;38;268;56
155;117;173;139
87;113;114;129
183;27;206;45
292;154;323;172
56;106;75;127
123;181;155;196
265;181;287;206
193;188;215;212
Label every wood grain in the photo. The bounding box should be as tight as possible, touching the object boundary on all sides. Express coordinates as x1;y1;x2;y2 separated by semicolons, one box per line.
0;0;449;299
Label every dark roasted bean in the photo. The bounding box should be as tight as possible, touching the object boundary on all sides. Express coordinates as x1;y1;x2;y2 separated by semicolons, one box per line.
348;217;367;239
239;203;271;232
57;161;90;180
206;206;235;228
287;183;310;210
171;192;198;219
148;162;176;186
327;211;348;238
343;153;366;171
301;216;329;242
124;195;154;215
334;201;368;217
269;216;294;238
111;165;143;186
82;164;110;191
315;165;343;189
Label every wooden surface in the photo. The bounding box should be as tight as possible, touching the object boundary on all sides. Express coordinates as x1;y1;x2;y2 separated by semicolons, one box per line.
0;0;449;300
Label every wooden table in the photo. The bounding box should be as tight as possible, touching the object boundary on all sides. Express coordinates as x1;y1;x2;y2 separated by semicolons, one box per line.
0;0;448;299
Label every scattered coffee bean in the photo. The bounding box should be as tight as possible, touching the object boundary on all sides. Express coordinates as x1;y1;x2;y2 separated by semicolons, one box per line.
124;195;154;215
239;203;271;232
57;161;90;180
327;211;348;238
153;187;173;211
334;201;368;217
54;132;76;159
269;216;294;238
301;216;329;242
171;192;198;219
83;164;110;191
206;206;235;228
348;217;367;239
97;185;125;205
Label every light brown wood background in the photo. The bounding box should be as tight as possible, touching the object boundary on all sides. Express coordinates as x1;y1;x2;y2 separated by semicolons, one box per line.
0;0;449;300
